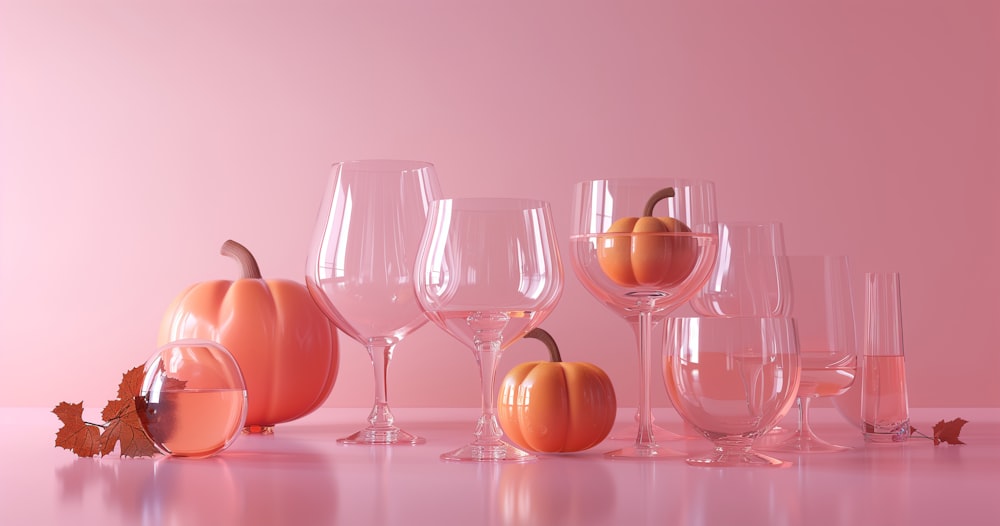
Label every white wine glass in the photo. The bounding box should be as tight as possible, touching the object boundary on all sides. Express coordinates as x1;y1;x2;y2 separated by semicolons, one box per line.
758;255;858;453
306;159;442;445
415;198;563;462
570;178;718;459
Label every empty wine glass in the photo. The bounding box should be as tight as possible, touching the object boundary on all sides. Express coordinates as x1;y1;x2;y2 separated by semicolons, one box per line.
570;178;718;459
306;160;442;445
759;255;858;453
663;317;801;467
415;198;563;462
690;221;791;318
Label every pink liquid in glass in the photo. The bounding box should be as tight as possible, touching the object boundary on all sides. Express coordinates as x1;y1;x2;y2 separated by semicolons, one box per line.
141;389;247;457
861;355;910;442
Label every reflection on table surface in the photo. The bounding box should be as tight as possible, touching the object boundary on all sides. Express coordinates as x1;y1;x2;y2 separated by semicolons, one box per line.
3;407;998;526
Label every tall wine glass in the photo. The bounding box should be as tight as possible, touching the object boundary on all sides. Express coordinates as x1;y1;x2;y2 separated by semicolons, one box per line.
690;221;791;318
415;198;563;462
664;317;801;467
306;159;442;445
570;178;718;459
759;255;858;453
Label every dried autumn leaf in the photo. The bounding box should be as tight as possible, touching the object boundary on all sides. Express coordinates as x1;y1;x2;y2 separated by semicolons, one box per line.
53;402;102;457
932;418;968;445
98;366;159;458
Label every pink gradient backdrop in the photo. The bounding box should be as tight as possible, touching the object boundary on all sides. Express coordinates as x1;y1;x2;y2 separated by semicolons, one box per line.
1;2;997;410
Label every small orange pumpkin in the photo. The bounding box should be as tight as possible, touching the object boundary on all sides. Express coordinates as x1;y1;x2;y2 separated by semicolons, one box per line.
596;187;698;287
498;328;617;453
158;240;339;431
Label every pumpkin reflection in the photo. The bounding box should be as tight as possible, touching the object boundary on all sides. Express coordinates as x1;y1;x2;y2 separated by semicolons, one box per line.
498;460;616;526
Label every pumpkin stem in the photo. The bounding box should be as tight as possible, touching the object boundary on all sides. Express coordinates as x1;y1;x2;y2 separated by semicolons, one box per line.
220;240;263;279
642;187;676;217
525;328;562;362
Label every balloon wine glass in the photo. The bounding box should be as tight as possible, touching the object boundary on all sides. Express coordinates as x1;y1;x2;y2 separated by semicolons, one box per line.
306;160;442;445
415;198;563;462
570;178;718;459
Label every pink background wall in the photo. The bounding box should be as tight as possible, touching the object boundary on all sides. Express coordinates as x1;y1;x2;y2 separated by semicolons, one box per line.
2;1;997;410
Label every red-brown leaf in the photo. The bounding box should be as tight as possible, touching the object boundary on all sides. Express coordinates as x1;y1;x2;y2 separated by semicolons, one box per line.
98;367;159;457
53;402;102;457
932;418;968;445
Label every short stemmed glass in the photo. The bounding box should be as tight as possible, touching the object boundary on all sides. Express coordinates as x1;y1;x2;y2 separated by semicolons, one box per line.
759;255;858;453
690;221;791;318
415;198;563;462
306;160;442;445
570;178;718;459
664;317;801;467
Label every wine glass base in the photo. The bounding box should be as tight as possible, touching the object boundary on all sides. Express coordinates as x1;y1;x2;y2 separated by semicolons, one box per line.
338;426;425;446
756;431;851;453
440;442;536;462
605;444;685;460
610;422;694;441
687;447;787;468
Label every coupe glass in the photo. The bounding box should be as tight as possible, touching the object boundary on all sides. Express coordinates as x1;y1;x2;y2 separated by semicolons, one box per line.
759;255;858;453
690;221;791;318
570;178;718;459
306;159;442;445
664;317;801;467
415;198;563;462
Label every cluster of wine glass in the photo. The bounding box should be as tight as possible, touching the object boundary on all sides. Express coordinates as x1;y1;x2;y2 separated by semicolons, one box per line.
302;160;866;466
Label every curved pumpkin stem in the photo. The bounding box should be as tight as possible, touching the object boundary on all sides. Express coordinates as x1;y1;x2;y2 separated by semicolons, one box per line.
642;187;675;217
220;239;263;280
525;328;562;363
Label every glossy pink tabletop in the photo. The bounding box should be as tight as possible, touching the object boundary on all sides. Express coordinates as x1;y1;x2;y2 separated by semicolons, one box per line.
2;407;998;526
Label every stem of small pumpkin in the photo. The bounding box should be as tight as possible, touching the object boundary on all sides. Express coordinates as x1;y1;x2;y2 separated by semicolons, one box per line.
525;328;562;362
220;240;263;279
642;187;676;217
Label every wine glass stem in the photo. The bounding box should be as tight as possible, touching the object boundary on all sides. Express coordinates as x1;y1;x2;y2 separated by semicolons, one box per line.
473;340;504;446
635;309;656;447
367;342;397;428
797;395;814;437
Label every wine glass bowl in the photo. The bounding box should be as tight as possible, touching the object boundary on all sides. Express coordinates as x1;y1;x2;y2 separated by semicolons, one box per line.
306;159;442;445
415;198;563;462
690;221;791;318
570;178;718;458
663;317;801;467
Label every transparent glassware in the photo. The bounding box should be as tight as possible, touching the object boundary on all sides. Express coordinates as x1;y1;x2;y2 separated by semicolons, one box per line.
861;272;910;443
570;178;718;459
690;221;791;318
305;159;442;445
664;317;801;467
138;339;248;458
759;255;858;453
415;198;563;462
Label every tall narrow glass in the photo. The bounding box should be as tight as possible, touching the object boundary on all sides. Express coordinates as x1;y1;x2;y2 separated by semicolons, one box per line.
861;272;910;443
570;179;718;459
306;160;441;445
415;198;563;462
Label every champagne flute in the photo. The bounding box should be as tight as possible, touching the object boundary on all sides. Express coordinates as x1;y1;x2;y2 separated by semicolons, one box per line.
306;159;442;445
664;317;801;467
759;255;858;453
570;178;718;459
415;198;563;462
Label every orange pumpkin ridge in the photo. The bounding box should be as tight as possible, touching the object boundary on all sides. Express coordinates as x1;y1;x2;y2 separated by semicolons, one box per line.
157;240;339;432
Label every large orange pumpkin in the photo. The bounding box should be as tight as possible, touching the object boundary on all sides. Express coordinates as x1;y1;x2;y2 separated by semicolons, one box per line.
158;240;339;431
498;328;617;453
596;187;699;287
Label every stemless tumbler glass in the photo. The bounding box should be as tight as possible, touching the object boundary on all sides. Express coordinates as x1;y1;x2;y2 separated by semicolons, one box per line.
861;272;910;443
